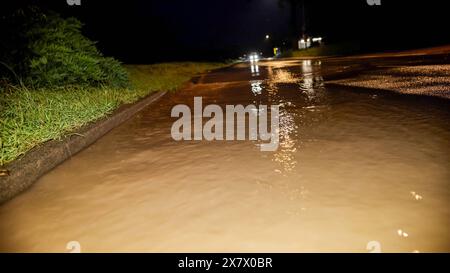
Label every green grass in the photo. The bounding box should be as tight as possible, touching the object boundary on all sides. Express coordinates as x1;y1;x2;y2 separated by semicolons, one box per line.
125;63;224;92
0;62;225;165
283;41;361;58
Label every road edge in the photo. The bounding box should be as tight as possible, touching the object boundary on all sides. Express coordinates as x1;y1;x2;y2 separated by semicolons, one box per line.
0;90;167;204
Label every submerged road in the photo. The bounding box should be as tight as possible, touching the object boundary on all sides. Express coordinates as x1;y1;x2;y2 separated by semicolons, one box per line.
0;53;449;252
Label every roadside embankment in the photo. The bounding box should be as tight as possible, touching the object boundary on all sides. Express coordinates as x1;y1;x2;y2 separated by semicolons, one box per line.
329;64;450;99
0;63;226;203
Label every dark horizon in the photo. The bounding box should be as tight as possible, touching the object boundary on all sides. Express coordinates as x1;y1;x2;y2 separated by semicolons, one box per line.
2;0;449;63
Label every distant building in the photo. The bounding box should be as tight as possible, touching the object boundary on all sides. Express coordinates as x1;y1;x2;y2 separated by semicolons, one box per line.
298;37;323;50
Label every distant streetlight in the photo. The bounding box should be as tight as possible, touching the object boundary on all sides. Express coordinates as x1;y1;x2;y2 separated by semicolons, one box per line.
265;34;270;39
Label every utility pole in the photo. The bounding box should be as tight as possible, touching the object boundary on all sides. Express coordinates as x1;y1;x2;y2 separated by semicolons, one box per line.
301;0;306;40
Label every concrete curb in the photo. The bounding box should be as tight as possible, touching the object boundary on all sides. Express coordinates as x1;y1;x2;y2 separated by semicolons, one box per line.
0;90;167;204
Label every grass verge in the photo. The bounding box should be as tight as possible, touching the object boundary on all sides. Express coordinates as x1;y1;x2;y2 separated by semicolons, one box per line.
0;62;225;165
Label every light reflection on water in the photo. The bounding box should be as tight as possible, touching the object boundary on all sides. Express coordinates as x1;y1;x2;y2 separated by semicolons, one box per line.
299;60;325;102
0;59;448;253
250;63;259;76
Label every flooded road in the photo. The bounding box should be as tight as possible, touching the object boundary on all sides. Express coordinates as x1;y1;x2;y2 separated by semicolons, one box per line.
0;58;449;252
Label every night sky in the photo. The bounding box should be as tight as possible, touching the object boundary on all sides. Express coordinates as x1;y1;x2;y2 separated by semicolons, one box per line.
1;0;449;63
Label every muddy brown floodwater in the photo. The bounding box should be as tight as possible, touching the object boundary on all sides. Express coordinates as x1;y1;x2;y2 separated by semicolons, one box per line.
0;58;449;253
